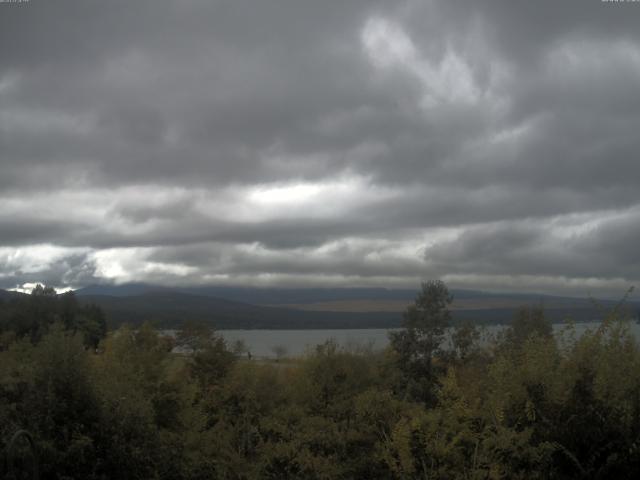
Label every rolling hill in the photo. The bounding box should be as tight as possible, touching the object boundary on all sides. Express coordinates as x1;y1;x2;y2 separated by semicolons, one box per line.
75;289;401;329
3;285;636;330
71;284;640;329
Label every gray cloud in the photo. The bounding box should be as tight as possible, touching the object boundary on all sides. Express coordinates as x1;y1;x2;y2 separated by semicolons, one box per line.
425;208;640;286
0;251;98;291
1;0;639;296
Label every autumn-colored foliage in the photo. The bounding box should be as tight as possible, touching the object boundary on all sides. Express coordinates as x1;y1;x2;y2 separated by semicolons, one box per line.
1;283;640;479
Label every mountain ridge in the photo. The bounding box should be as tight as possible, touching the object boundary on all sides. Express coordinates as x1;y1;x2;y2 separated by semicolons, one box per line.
74;283;613;305
3;285;637;330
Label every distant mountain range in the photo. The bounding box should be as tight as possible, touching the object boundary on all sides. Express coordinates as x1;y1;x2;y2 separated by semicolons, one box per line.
73;284;639;329
74;283;609;305
73;289;399;329
74;283;420;303
2;284;637;330
0;289;23;301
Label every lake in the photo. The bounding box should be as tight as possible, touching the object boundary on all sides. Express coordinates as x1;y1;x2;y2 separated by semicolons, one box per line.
217;321;640;358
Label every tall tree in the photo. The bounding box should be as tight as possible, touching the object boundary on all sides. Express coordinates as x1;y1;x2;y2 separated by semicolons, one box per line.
389;280;453;405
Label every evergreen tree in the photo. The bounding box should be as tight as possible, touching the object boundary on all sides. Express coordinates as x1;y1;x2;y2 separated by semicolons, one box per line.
389;279;453;404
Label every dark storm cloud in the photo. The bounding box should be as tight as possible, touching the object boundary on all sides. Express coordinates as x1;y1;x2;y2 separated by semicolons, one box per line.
0;217;80;246
1;0;640;294
147;240;428;279
425;208;640;282
0;0;395;189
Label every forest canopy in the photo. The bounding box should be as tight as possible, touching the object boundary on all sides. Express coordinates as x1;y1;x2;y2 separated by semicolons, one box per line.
1;282;640;479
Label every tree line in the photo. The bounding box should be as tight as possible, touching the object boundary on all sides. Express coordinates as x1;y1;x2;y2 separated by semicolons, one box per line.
1;281;639;479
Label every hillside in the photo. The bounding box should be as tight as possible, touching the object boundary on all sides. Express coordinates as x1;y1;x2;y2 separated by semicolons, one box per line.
76;290;401;329
3;285;636;330
0;289;25;301
72;284;640;329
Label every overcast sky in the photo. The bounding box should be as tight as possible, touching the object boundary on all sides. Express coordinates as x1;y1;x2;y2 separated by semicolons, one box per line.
1;0;640;296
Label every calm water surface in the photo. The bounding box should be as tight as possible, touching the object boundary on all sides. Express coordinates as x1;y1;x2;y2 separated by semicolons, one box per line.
217;321;640;358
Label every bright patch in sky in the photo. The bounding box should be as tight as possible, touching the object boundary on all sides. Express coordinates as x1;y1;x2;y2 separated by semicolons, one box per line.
249;183;323;205
0;245;86;274
361;16;479;106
